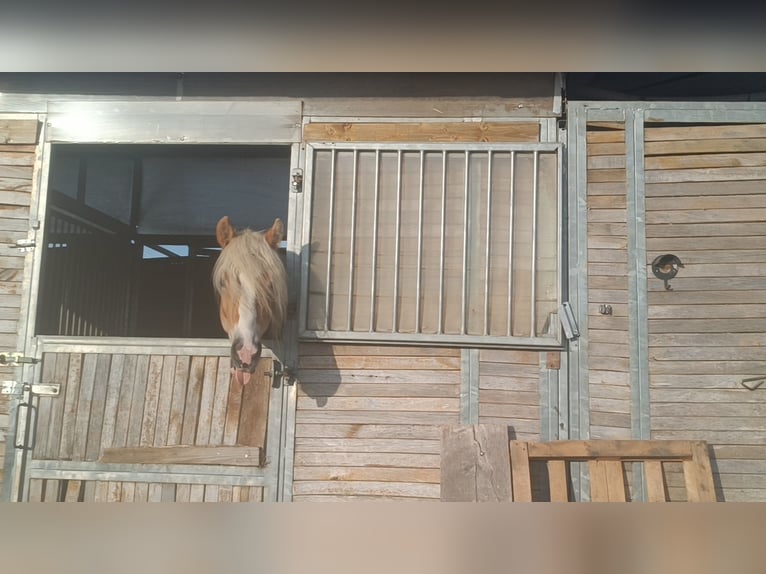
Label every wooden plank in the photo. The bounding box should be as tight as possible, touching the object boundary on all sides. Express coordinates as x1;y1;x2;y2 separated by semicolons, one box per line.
33;355;58;459
298;355;460;370
604;460;626;501
589;460;609;501
28;479;44;502
99;354;125;453
644;123;766;141
0;151;35;166
644;461;667;502
223;371;244;446
73;355;99;462
688;441;717;502
298;382;459;398
209;357;231;445
176;484;191;502
295;451;441;468
84;355;112;461
64;480;82;502
293;480;439;498
649;304;766;320
646;179;766;197
189;485;205;502
58;353;81;459
100;445;262;466
297;438;439;453
167;356;189;446
526;440;694;460
139;355;164;447
547;460;569;502
299;344;460;357
203;485;219;502
181;356;205;444
121;483;136;502
0;119;39;144
153;356;177;446
297;368;462;385
645;138;766;156
194;357;219;446
294;410;459;425
297;396;459;412
112;354;137;448
303;122;540;143
237;359;272;452
294;466;440;483
509;441;532;501
126;355;150;447
295;423;442;440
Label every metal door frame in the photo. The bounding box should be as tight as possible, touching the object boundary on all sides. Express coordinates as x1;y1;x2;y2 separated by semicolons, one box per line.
3;98;304;501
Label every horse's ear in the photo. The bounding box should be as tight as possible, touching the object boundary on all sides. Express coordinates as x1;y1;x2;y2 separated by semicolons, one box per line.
264;218;284;250
216;216;236;248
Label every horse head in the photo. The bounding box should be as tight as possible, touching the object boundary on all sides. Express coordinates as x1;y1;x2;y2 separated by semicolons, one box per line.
213;216;287;385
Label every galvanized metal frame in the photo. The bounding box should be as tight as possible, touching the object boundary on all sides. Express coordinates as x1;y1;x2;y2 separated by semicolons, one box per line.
1;98;304;502
299;141;564;349
459;349;480;424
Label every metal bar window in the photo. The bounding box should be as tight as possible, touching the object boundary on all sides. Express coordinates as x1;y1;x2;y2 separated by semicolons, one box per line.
303;142;562;349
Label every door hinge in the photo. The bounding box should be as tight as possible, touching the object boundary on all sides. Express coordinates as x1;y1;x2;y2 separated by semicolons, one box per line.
15;239;35;252
1;381;60;396
0;352;40;367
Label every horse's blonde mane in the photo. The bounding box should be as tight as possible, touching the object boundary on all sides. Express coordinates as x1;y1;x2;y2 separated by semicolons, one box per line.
212;228;287;339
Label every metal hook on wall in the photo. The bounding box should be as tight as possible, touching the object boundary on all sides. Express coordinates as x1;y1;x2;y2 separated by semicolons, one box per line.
651;254;684;291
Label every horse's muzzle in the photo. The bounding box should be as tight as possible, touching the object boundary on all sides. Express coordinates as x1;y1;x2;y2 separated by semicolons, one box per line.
230;339;262;385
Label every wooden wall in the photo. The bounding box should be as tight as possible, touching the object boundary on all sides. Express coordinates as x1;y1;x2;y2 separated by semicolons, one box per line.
585;122;632;440
644;123;766;502
293;343;461;500
0;118;39;491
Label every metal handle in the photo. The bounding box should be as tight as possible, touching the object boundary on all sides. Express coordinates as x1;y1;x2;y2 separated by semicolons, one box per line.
14;401;37;451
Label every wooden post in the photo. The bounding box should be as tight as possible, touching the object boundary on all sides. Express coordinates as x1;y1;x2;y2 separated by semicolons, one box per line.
440;424;512;502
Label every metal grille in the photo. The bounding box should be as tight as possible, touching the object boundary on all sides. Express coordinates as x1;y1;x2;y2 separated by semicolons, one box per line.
301;143;562;348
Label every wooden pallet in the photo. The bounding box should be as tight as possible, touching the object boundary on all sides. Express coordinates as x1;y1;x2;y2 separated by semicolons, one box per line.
440;425;717;502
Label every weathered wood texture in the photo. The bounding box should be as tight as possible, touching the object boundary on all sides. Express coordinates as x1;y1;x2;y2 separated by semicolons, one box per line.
293;343;460;500
440;425;512;501
303;122;541;143
478;349;541;440
33;352;271;461
27;478;263;502
586;123;632;440
645;123;766;502
0;127;37;493
508;440;716;502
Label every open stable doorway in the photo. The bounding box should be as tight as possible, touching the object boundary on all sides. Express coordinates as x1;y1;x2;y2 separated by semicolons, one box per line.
36;144;291;339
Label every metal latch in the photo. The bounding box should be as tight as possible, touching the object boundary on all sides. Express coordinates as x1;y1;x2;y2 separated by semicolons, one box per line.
1;381;60;396
0;353;40;366
15;239;35;252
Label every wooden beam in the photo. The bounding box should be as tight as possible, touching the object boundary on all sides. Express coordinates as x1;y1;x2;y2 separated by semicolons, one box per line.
303;122;540;143
526;440;694;460
99;445;262;466
0;120;39;145
509;440;533;501
440;424;512;501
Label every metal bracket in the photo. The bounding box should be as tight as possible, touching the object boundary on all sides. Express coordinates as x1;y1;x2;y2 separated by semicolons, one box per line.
559;302;580;341
0;353;40;367
14;238;35;252
1;381;60;397
290;168;303;193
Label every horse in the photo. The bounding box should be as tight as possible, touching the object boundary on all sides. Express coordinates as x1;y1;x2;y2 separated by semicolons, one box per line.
213;216;287;386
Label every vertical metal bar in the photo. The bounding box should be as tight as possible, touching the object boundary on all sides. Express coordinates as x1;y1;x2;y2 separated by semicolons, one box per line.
393;150;403;332
483;151;493;335
369;150;380;332
461;151;469;335
438;150;447;334
626;108;650;502
347;149;359;331
506;151;515;336
414;151;424;333
530;151;539;337
323;149;336;332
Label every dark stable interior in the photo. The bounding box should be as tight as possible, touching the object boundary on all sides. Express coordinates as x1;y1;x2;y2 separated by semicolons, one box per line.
36;144;290;338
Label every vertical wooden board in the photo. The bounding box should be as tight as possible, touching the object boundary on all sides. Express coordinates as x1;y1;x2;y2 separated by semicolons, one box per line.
589;460;609;502
690;441;717;502
204;485;219;502
181;356;206;445
547;460;569;502
161;483;176;502
194;357;219;446
64;480;82;502
645;460;667;502
232;486;242;502
440;425;512;501
106;481;122;502
93;481;109;502
153;356;177;446
167;356;190;446
249;487;263;502
85;354;112;461
58;353;82;459
121;483;136;502
176;484;191;502
126;355;150;447
44;353;72;459
604;460;627;502
237;359;272;449
72;354;98;461
42;479;61;502
148;483;163;502
139;356;164;447
509;441;532;501
99;354;125;454
28;479;44;502
82;481;96;502
223;372;244;446
33;355;58;459
219;486;233;502
134;483;149;502
189;484;205;502
112;354;137;448
209;357;232;445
